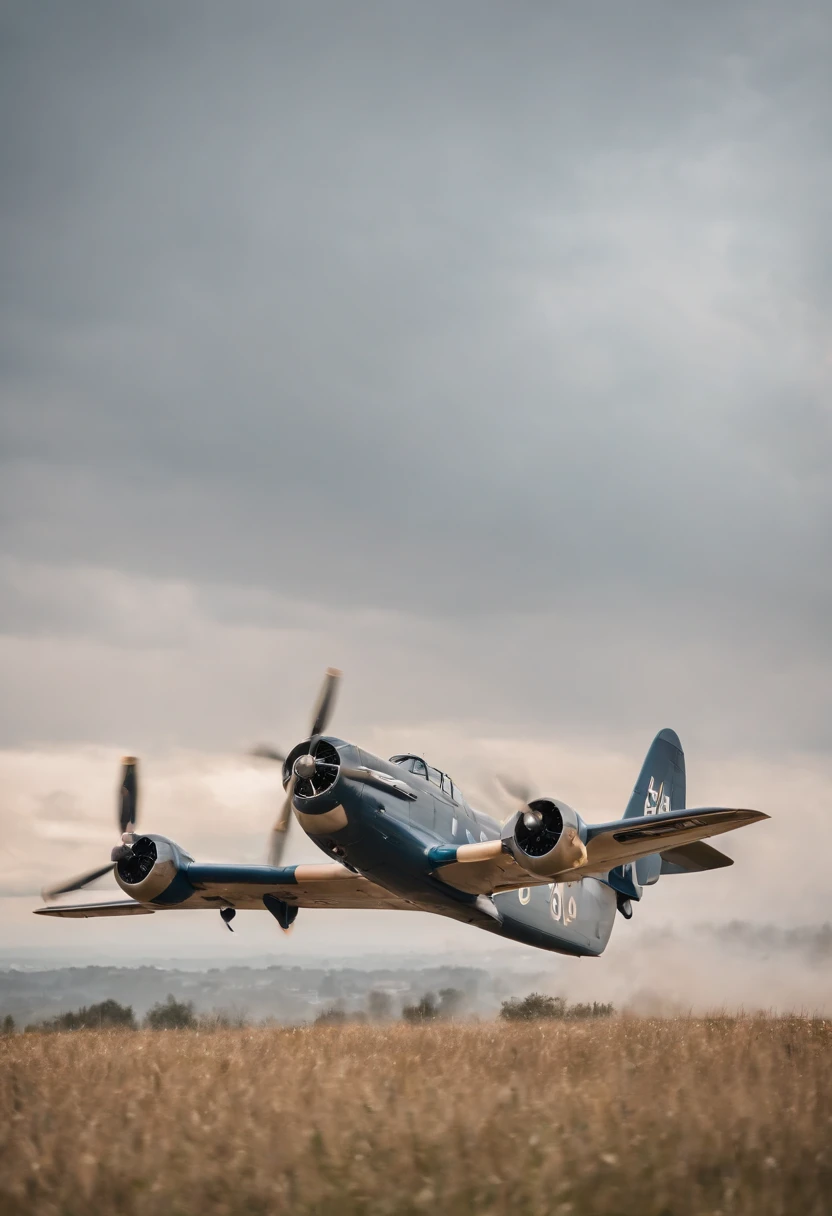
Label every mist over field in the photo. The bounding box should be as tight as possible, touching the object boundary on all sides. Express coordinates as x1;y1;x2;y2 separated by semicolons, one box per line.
3;919;831;1029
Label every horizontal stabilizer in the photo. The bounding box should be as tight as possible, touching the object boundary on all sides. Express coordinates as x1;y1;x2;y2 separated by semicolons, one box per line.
660;840;733;875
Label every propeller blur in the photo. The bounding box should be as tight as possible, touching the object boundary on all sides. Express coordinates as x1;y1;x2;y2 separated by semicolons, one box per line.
42;757;139;901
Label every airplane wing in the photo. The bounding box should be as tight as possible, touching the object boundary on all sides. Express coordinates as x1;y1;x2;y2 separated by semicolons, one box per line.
34;862;415;916
583;807;766;873
429;807;766;895
34;900;156;918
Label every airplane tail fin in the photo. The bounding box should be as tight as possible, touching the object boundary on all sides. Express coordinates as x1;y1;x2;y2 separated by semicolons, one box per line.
611;728;687;910
624;727;686;819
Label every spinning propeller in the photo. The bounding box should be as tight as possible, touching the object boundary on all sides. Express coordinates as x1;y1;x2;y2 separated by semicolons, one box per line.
251;668;342;867
42;758;139;901
495;772;531;808
495;771;550;836
496;772;571;862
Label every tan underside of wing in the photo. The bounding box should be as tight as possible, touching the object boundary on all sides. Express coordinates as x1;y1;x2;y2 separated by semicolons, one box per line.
181;871;414;911
433;841;552;896
34;901;156;918
35;867;416;916
582;808;767;875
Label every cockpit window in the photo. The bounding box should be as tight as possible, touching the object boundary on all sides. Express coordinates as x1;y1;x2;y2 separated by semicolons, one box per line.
389;755;464;798
389;755;428;780
390;755;414;770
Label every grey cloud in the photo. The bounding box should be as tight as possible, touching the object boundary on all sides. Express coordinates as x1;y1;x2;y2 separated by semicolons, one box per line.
1;560;831;753
1;1;831;758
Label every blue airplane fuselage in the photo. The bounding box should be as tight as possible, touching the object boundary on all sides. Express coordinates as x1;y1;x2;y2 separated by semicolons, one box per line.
291;741;618;958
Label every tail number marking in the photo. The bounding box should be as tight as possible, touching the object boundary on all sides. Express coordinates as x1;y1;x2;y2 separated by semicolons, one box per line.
644;776;671;816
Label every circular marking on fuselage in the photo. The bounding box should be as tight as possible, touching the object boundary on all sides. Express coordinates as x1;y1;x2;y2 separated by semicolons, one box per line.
551;887;562;921
568;895;577;921
518;887;531;905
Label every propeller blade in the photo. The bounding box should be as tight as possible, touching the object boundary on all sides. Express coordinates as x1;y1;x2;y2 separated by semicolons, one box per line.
268;773;296;868
495;772;532;805
250;745;286;763
260;668;342;866
42;863;115;902
309;668;341;739
118;757;139;835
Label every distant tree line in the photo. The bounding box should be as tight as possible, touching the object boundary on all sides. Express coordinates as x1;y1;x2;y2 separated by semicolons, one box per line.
0;989;613;1033
8;995;202;1033
499;993;614;1020
314;986;466;1025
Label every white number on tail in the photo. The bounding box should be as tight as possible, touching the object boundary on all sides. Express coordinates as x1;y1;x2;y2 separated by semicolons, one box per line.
644;776;671;816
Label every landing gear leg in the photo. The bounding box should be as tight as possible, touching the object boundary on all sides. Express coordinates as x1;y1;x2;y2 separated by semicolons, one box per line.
220;907;236;932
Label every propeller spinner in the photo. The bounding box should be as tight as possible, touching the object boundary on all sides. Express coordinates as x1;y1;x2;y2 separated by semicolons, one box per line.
42;757;139;901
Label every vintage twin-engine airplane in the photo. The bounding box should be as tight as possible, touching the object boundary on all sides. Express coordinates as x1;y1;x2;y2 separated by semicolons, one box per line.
36;670;768;957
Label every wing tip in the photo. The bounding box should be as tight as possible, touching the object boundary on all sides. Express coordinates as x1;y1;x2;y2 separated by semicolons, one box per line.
32;900;155;918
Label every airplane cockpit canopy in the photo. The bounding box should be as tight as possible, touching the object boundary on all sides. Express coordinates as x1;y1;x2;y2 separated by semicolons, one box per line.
389;755;463;804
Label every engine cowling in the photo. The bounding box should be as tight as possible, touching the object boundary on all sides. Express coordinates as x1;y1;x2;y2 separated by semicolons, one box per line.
282;738;342;801
113;834;194;902
502;798;587;878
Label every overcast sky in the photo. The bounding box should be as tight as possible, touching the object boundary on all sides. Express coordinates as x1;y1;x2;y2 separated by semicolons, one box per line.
1;2;830;989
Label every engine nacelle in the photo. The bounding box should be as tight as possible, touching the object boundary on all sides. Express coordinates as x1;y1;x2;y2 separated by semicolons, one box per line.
502;798;587;879
113;834;194;903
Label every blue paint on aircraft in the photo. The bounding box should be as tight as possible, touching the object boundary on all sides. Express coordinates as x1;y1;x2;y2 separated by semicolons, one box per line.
150;868;197;906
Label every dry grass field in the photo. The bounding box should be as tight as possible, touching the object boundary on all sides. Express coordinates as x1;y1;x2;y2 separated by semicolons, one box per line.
1;1017;830;1216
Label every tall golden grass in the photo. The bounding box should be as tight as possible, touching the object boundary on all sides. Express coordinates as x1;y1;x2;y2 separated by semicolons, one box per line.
1;1017;829;1215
